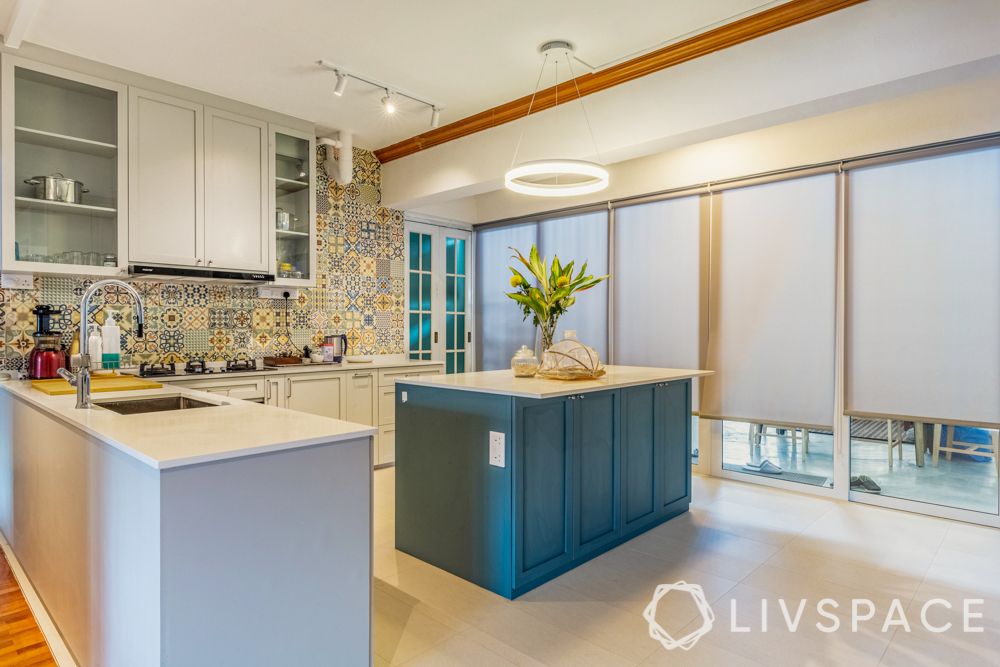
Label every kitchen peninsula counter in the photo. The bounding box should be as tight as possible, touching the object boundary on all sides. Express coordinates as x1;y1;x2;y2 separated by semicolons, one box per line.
0;380;374;666
395;366;712;599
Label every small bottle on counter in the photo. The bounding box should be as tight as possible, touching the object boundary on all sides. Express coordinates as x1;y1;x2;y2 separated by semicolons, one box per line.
88;325;103;371
101;314;121;370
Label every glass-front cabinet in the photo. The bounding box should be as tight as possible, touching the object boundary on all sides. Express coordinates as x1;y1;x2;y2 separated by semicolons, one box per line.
269;125;316;287
1;56;128;275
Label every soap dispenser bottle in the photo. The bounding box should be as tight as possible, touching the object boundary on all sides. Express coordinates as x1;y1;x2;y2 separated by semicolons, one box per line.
101;314;121;370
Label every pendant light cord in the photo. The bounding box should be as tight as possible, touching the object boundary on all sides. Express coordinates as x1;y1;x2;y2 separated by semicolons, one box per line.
509;52;550;169
565;55;603;163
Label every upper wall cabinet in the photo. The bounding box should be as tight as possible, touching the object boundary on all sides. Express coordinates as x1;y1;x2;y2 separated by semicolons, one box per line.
269;125;316;287
128;89;204;267
205;108;268;272
1;56;128;276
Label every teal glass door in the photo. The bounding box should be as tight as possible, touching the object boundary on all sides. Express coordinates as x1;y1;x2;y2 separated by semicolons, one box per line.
408;229;433;361
444;234;469;374
406;223;474;373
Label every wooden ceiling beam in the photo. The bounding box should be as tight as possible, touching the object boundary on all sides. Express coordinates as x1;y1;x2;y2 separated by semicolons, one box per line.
374;0;867;163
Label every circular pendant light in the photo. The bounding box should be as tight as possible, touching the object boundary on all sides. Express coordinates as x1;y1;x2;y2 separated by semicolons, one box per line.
505;41;609;197
505;159;609;197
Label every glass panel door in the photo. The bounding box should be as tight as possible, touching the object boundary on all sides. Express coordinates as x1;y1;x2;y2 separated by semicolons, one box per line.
407;228;434;361
8;62;124;272
273;131;312;282
406;223;474;372
444;233;470;374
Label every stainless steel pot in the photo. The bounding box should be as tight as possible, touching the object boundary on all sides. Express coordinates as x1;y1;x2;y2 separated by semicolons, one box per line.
23;173;89;204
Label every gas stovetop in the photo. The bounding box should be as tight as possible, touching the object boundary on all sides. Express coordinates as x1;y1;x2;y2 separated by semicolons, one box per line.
137;359;274;378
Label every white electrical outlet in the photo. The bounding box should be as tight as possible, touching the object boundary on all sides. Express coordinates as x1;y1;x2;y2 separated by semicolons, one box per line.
401;391;408;403
489;431;505;468
1;273;33;290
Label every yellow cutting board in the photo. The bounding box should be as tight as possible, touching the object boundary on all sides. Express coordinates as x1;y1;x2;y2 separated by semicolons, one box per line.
31;373;163;396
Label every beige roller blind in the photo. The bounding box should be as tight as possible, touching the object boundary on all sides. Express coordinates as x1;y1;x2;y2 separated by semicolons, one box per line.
701;174;837;428
846;147;1000;425
613;196;704;408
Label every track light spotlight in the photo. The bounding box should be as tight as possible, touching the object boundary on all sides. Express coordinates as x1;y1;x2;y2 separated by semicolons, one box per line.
430;106;441;129
333;70;348;96
382;90;396;114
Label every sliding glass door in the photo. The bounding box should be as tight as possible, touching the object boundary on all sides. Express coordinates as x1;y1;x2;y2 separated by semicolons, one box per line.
846;147;999;516
701;174;838;489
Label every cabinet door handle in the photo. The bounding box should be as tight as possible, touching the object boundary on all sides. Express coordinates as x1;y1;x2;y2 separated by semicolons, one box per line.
208;259;214;266
286;377;292;399
195;258;203;265
265;380;270;401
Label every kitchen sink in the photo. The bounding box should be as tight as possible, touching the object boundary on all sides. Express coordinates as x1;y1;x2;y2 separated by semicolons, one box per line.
94;395;221;415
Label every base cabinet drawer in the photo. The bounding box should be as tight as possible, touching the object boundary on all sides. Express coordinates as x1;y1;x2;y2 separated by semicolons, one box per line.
377;425;395;465
379;386;395;425
173;377;266;401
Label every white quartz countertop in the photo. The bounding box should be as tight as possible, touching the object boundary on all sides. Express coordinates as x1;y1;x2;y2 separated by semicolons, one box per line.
397;366;714;399
0;381;377;470
122;358;442;381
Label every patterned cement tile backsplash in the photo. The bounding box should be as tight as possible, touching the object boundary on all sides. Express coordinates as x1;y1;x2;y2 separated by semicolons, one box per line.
0;147;406;372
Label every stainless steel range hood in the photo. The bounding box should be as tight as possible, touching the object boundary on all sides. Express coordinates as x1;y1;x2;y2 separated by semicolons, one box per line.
129;264;275;283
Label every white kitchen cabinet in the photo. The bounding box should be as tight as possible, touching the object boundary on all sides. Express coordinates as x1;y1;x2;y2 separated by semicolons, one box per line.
205;108;268;272
1;55;128;276
345;370;377;426
270;125;316;287
173;376;265;402
128;88;204;267
263;375;285;408
375;365;443;465
285;372;346;419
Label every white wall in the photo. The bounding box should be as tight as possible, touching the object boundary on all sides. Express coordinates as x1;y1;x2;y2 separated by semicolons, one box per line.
384;0;1000;216
471;58;1000;222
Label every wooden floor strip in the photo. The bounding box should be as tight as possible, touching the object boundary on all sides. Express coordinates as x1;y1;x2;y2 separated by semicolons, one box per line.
0;550;56;667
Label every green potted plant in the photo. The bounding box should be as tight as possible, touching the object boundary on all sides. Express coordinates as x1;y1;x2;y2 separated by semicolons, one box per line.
506;245;608;353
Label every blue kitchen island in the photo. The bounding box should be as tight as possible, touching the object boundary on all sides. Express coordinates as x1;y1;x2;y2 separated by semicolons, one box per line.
395;366;712;599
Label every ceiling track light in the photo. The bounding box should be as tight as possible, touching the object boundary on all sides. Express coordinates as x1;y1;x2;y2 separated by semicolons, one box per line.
317;60;441;128
333;70;348;96
381;90;396;115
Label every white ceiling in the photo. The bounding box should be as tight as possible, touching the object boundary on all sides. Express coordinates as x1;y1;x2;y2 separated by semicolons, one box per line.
5;0;790;148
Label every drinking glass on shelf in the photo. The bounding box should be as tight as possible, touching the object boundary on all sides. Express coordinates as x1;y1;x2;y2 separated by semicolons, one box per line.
85;251;102;266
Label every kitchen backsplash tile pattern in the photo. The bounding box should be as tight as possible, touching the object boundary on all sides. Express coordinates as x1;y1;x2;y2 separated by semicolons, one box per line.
0;147;405;372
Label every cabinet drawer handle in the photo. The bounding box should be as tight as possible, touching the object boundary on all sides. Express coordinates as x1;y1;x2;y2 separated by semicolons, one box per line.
354;372;373;379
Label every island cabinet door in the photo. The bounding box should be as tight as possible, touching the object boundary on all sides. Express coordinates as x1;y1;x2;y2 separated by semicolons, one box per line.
655;380;692;513
571;390;620;558
621;385;659;536
513;396;574;588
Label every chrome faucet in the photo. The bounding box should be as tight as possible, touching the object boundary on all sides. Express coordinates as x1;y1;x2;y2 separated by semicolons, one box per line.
58;279;145;409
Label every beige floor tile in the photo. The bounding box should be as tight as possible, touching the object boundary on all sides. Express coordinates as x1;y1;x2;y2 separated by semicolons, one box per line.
374;584;464;665
920;546;1000;601
401;631;518;666
879;594;1000;667
469;604;634;666
939;522;1000;558
516;581;660;662
686;582;893;667
638;637;767;666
